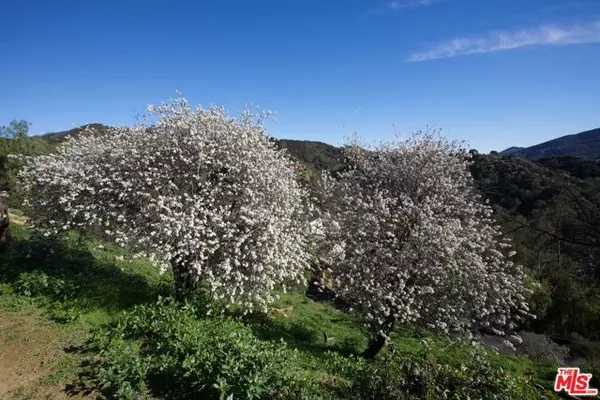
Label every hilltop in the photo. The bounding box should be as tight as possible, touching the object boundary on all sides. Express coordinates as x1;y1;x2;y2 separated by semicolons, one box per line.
41;123;111;143
41;124;600;162
499;127;600;159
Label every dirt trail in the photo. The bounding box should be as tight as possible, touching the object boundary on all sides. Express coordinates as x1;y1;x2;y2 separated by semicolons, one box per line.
0;309;74;399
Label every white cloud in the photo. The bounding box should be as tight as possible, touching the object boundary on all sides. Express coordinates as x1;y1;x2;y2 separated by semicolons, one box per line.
407;20;600;62
387;0;441;11
369;0;441;14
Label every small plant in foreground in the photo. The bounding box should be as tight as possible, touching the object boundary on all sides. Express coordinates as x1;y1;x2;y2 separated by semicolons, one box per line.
14;270;75;301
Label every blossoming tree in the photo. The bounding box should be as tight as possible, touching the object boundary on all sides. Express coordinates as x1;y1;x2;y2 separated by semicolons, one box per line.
316;132;532;357
19;98;312;311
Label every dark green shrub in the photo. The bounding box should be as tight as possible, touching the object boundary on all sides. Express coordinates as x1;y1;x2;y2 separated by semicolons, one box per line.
82;297;311;399
328;340;555;400
14;270;75;300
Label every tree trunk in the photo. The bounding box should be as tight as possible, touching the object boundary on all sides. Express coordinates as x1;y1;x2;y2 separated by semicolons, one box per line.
172;258;196;303
362;315;396;359
362;331;389;359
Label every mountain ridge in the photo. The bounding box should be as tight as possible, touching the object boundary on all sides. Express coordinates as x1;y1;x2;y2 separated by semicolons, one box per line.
499;127;600;159
40;123;600;160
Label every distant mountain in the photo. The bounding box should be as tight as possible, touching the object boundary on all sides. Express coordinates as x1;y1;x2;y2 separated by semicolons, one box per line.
42;123;111;143
498;146;524;156
274;139;345;172
499;128;600;159
41;124;600;165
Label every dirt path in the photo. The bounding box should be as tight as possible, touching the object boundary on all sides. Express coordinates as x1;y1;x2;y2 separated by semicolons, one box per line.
0;309;77;399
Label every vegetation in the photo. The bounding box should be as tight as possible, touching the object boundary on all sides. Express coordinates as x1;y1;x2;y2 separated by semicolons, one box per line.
498;127;600;159
18;100;313;310
0;224;556;399
0;120;56;208
1;113;599;398
470;153;600;341
315;133;530;358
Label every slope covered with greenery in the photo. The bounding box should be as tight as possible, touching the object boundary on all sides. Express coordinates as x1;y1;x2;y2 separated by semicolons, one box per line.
0;224;558;399
499;127;600;159
470;153;600;348
1;120;599;398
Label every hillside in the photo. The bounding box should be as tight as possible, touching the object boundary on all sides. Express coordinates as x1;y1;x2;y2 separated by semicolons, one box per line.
0;223;560;399
41;123;112;143
275;139;345;172
499;127;600;159
42;124;600;162
2;121;600;398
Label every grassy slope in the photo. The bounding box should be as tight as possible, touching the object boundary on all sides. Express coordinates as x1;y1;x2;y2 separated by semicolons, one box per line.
0;223;559;399
0;223;171;399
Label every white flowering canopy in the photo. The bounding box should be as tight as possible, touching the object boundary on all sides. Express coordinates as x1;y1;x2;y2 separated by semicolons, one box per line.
20;98;312;311
318;132;532;337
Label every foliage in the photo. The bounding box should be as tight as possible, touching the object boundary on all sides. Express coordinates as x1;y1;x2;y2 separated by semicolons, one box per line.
537;156;600;180
315;132;531;345
13;270;75;301
469;153;562;216
19;98;314;311
326;340;553;400
0;120;55;207
80;296;554;400
0;223;171;323
81;297;315;400
274;139;347;172
1;222;564;399
470;153;600;341
0;119;31;139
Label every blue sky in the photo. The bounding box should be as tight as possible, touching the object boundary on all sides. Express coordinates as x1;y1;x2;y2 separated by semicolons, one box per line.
1;0;599;152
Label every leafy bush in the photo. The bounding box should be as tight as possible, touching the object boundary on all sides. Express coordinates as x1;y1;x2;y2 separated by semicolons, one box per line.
82;297;314;399
329;341;554;400
14;270;75;300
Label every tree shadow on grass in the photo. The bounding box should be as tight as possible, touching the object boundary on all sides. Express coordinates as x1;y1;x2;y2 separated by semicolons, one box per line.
0;228;172;315
244;312;362;358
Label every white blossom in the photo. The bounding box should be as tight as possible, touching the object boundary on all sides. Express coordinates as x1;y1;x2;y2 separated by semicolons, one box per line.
316;131;532;337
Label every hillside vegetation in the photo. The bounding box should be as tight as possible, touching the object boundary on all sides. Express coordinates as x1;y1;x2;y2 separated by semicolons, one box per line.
1;117;599;398
499;127;600;159
0;224;558;399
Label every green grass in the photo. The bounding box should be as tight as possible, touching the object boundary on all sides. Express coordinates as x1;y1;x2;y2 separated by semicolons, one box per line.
0;224;172;398
250;291;369;355
0;223;563;399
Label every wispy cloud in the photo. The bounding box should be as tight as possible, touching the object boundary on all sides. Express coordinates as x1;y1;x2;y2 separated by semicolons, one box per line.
369;0;441;14
407;20;600;62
